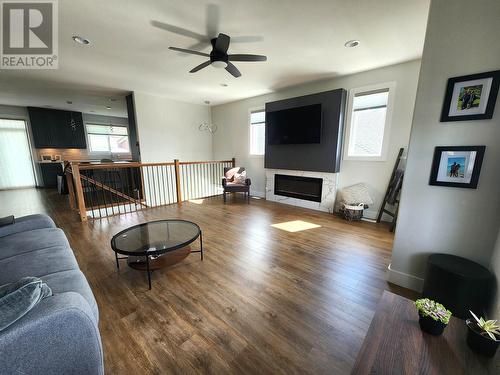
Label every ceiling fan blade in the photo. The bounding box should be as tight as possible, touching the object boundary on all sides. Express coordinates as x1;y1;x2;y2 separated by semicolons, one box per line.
151;21;206;41
215;33;230;53
189;60;212;73
205;3;220;38
225;62;241;78
231;36;264;43
168;47;210;57
185;41;211;52
228;54;267;62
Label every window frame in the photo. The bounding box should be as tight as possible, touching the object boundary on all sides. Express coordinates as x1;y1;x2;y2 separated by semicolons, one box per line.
85;122;131;154
343;82;396;161
248;107;265;157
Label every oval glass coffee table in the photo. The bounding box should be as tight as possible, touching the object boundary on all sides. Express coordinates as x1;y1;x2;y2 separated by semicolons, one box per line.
111;220;203;289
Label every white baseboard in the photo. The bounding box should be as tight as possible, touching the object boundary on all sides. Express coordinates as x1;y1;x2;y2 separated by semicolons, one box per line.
362;209;378;220
387;263;424;292
251;190;266;198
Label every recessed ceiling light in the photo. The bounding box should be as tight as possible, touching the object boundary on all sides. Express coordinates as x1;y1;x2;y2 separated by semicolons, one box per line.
72;35;91;45
220;83;228;87
106;106;111;110
344;40;360;48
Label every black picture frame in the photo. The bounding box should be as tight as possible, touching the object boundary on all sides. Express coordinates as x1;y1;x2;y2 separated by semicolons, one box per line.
440;70;500;122
429;146;486;189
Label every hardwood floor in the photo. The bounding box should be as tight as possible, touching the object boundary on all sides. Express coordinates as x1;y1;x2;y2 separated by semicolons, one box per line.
0;188;417;374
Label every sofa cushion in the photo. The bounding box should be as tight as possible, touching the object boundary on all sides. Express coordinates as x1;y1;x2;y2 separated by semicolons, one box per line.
0;214;55;238
0;277;52;331
0;228;69;260
41;270;99;322
0;246;79;285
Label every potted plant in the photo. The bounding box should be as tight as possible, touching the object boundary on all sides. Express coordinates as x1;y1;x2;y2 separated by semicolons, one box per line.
466;311;500;357
415;298;451;335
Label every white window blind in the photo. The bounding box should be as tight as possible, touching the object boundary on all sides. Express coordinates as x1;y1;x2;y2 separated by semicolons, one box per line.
250;110;265;155
0;119;35;189
347;89;389;158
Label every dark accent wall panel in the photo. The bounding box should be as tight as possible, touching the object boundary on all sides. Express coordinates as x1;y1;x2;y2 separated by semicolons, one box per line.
126;94;141;162
28;107;86;149
264;89;346;173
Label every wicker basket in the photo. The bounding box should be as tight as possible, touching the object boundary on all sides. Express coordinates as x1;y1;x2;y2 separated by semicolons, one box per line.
341;203;365;221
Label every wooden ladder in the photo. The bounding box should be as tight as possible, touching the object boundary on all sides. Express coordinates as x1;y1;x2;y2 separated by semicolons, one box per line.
376;148;404;232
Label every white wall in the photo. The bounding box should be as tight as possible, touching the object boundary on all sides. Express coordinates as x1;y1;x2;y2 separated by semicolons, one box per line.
133;92;213;163
490;230;500;318
212;60;420;210
390;0;500;291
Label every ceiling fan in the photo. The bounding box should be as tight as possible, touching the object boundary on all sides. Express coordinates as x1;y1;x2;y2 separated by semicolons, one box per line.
168;33;267;78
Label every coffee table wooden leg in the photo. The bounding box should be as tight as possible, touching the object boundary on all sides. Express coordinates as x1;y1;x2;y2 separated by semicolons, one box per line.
146;255;152;290
115;252;120;269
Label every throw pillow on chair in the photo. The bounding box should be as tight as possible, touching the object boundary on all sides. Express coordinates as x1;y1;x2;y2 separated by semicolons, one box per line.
225;167;240;182
233;171;247;184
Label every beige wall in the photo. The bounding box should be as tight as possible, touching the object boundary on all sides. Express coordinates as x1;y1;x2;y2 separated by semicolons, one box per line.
133;92;213;163
390;0;500;291
212;60;420;217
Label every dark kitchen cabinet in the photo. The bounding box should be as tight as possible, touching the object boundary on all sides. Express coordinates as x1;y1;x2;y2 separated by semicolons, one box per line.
28;107;87;148
40;163;63;188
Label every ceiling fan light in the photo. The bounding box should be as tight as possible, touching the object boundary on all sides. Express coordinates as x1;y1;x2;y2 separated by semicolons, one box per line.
211;60;228;69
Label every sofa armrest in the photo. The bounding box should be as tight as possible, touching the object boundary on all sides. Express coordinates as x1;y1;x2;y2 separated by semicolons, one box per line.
0;214;56;238
222;177;227;187
0;292;103;375
245;178;252;186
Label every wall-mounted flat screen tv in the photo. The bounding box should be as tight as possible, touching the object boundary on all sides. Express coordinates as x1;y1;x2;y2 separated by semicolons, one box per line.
266;104;322;145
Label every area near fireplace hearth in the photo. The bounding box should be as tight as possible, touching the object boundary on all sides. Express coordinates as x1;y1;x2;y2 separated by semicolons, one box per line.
265;169;338;213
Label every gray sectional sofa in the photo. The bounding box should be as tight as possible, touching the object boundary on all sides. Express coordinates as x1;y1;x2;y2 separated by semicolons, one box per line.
0;214;103;375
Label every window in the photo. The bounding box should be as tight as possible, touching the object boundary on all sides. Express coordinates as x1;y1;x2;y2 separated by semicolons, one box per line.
249;110;265;155
344;83;395;160
0;119;35;189
86;124;130;153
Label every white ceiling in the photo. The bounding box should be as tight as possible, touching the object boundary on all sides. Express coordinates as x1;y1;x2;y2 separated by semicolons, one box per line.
0;0;430;114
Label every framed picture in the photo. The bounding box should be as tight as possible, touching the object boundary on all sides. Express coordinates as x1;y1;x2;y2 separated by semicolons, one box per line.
53;155;62;161
429;146;486;189
41;154;52;162
440;70;500;122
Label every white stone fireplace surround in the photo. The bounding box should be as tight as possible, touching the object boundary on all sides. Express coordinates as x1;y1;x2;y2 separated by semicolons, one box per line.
265;169;338;213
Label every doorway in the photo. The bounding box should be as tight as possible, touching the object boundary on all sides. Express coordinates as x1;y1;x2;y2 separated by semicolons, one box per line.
0;118;36;189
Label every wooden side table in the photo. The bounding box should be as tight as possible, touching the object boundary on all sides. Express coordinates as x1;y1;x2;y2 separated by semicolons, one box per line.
351;291;498;374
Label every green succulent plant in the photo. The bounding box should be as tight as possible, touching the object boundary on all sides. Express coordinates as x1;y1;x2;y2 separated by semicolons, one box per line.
415;298;451;324
469;310;500;341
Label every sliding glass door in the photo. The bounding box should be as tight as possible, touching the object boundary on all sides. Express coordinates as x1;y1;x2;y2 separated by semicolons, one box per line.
0;119;36;189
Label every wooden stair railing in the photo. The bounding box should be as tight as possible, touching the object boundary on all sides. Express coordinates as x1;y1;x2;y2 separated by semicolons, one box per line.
78;174;148;207
67;158;235;221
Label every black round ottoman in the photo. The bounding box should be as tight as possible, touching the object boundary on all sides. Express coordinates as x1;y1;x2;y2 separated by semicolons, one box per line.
421;254;493;319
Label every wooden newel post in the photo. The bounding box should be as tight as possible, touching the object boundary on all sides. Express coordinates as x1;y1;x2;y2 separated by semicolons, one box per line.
232;157;236;167
65;169;76;210
71;163;88;222
174;159;182;204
